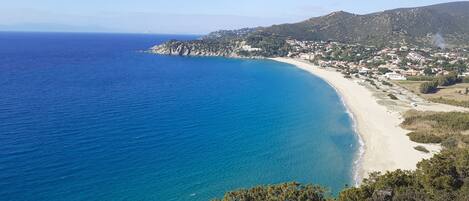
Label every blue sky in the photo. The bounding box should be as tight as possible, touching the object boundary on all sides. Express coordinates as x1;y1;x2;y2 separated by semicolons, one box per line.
0;0;459;34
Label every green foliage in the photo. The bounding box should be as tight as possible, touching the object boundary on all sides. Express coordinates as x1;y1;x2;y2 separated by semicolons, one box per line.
381;81;393;87
259;2;469;47
338;148;469;201
414;145;430;153
437;72;461;86
377;67;391;75
407;132;443;143
401;110;469;148
424;67;434;75
212;182;329;201
419;80;439;94
407;76;436;81
219;149;469;200
245;32;289;57
418;72;463;94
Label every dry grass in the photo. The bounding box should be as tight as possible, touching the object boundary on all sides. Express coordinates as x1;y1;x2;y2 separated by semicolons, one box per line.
395;81;469;107
401;110;469;148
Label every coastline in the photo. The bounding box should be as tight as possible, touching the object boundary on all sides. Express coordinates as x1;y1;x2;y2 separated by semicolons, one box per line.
271;57;441;184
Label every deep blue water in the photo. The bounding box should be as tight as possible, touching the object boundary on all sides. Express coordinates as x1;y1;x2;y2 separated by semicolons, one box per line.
0;32;358;201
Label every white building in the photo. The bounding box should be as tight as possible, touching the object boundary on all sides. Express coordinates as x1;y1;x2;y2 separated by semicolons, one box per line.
385;72;407;80
359;67;370;74
241;45;262;52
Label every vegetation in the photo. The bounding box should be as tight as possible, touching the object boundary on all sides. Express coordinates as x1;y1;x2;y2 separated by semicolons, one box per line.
212;183;328;201
244;32;290;57
401;110;469;148
381;81;393;87
419;73;463;94
407;132;443;144
407;76;437;81
430;97;469;108
419;80;439;94
338;148;469;201
215;148;469;201
259;2;469;47
423;67;434;76
436;73;461;86
377;67;391;75
414;145;430;153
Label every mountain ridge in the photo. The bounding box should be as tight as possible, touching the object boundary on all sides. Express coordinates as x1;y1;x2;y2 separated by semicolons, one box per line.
151;1;469;57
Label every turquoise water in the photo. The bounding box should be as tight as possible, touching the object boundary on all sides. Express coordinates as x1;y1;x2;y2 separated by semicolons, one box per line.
0;32;358;200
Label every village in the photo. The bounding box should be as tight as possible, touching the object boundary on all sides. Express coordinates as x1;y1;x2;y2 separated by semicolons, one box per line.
286;39;469;81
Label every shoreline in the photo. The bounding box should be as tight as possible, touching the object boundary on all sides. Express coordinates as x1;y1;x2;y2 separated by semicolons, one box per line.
270;57;441;184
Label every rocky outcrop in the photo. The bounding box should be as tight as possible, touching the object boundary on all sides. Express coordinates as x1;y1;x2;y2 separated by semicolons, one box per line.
150;40;268;59
150;40;238;57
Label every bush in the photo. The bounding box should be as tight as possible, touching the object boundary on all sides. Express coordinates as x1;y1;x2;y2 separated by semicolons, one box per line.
381;80;393;86
215;148;469;201
437;72;460;86
378;67;391;75
419;80;439;94
407;76;435;81
407;132;443;143
414;145;430;153
213;182;328;201
442;137;459;149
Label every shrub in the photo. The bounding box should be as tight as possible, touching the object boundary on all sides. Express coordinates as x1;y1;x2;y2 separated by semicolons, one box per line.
407;132;443;143
378;67;391;75
442;137;459;149
437;72;460;86
381;80;393;86
419;80;439;94
213;182;328;201
414;145;430;153
407;76;435;81
215;149;469;201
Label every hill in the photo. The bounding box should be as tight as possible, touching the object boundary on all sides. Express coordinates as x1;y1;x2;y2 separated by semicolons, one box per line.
151;2;469;57
259;1;469;47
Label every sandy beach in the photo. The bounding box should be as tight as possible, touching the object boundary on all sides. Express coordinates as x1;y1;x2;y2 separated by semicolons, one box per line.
271;57;448;184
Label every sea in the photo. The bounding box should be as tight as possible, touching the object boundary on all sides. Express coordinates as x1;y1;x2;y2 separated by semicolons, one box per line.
0;32;359;201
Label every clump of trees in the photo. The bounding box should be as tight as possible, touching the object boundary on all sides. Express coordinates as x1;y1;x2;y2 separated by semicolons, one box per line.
338;148;469;201
419;80;439;93
213;183;328;201
214;148;469;201
419;72;462;94
437;72;460;86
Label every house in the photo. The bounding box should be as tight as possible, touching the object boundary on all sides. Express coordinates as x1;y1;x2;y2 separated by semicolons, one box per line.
403;69;420;76
359;67;371;75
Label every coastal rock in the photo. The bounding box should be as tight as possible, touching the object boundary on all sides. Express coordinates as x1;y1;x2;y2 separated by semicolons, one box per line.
150;40;267;59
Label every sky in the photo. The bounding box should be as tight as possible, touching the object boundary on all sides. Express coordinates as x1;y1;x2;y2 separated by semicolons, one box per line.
0;0;460;34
